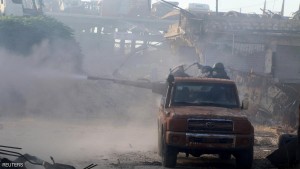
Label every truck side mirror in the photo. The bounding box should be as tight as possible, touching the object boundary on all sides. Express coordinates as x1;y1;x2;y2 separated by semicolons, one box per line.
241;99;249;110
167;74;175;84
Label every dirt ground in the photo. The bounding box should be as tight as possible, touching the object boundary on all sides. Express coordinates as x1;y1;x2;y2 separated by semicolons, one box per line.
0;118;279;169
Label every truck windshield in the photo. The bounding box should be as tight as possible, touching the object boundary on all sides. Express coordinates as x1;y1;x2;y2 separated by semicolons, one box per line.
172;82;239;108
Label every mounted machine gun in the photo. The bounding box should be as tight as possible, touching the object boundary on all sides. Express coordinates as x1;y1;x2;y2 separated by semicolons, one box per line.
87;76;167;95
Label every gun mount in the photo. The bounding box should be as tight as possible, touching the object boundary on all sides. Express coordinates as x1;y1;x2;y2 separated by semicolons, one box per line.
87;76;167;95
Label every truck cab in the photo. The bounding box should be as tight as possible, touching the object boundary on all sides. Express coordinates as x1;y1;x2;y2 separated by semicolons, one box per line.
158;76;254;168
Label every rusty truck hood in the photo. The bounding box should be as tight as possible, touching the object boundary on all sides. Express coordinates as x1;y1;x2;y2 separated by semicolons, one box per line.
167;106;246;119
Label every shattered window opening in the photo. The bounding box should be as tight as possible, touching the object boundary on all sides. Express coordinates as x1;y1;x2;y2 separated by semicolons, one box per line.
172;82;240;108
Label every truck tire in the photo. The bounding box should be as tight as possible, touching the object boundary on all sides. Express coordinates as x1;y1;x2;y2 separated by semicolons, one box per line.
158;124;162;156
162;145;177;168
161;129;177;168
235;147;253;169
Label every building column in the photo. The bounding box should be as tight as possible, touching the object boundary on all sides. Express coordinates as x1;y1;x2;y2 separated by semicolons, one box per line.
265;41;277;74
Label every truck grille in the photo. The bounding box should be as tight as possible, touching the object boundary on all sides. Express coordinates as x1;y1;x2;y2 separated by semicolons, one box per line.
189;137;234;144
188;119;233;132
186;133;236;147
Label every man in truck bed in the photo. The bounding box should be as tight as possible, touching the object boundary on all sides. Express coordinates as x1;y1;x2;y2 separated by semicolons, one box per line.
158;74;254;169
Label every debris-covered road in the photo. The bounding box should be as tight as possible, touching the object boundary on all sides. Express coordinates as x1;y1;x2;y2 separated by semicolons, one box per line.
0;118;279;169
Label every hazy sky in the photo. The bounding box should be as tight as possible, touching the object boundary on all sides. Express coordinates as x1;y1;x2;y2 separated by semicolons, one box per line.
153;0;300;16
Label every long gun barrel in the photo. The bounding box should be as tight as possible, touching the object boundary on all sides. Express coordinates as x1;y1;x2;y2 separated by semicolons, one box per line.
87;76;166;95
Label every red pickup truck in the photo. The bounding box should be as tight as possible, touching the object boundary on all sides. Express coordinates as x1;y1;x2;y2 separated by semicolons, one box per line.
157;76;254;169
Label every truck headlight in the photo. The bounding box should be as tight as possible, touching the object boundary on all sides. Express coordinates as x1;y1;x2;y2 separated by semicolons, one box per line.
166;118;187;132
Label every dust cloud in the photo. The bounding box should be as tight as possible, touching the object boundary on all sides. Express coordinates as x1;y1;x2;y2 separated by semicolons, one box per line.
0;37;190;163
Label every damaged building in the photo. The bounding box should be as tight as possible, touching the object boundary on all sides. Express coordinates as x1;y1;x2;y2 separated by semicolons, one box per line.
165;10;300;127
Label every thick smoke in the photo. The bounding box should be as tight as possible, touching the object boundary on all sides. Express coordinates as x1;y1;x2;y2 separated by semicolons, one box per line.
0;35;190;163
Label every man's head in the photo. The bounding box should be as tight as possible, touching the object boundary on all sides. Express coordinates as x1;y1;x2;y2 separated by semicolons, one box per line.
213;62;225;72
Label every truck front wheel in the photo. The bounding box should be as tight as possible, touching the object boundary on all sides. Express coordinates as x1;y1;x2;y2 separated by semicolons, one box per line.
235;147;253;169
158;125;162;156
162;145;177;168
161;131;177;168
